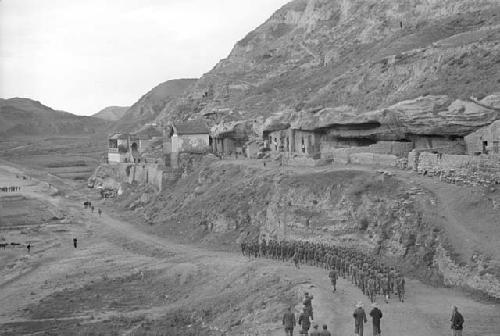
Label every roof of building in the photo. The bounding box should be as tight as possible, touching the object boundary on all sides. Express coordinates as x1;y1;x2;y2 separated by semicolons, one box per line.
173;120;209;135
109;133;129;140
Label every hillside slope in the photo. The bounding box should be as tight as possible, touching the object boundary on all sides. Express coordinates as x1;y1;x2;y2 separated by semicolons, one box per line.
152;0;500;125
114;78;197;132
92;106;128;121
0;98;109;138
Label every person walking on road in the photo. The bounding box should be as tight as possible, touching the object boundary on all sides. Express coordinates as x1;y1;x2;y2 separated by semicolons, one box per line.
450;306;464;336
303;292;314;320
298;307;311;335
98;208;102;217
282;306;296;336
73;237;78;248
353;301;367;336
328;267;338;292
369;302;383;336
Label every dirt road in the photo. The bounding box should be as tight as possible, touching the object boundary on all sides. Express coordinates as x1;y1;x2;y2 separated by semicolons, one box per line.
0;164;499;336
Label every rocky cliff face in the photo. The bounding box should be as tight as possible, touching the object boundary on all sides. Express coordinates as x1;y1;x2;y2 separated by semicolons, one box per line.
153;0;500;130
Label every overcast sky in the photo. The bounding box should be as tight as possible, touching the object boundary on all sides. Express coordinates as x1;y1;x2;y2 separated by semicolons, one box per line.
0;0;289;115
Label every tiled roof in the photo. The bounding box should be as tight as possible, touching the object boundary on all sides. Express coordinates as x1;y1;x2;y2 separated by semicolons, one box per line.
173;120;209;135
109;133;129;140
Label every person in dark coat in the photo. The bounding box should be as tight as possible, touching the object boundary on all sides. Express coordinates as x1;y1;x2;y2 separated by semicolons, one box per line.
450;306;464;336
282;306;296;336
369;302;383;336
73;237;78;248
353;302;367;336
298;308;311;335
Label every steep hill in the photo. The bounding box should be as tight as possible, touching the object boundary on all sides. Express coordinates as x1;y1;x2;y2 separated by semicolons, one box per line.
114;78;197;132
0;98;109;138
92;106;128;121
152;0;500;126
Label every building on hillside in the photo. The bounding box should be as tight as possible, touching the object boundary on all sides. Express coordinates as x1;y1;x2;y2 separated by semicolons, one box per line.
108;127;163;164
171;120;210;153
108;133;131;163
465;120;500;155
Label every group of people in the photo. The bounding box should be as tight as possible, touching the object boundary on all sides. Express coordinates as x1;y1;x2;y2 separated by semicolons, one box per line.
282;292;383;336
244;238;465;335
83;200;102;216
0;186;21;192
241;239;406;303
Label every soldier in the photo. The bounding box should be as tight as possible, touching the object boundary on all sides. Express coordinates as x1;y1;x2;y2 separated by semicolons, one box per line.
328;267;338;292
298;307;311;335
353;302;367;336
367;277;376;303
397;274;406;302
381;276;389;303
450;306;464;336
293;251;300;269
303;292;314;320
369;303;383;336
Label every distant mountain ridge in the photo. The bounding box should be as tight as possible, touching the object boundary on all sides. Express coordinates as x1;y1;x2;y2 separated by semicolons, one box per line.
114;78;197;132
93;106;129;121
0;98;109;138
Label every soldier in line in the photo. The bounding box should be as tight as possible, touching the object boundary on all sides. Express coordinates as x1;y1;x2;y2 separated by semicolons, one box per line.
241;237;408;303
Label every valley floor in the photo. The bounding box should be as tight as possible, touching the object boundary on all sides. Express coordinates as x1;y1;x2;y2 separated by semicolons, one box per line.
0;163;499;335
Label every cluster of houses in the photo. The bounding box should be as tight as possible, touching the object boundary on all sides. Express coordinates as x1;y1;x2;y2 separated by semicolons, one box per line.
107;118;500;167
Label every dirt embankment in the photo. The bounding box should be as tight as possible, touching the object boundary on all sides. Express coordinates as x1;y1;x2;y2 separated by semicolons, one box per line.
103;159;500;299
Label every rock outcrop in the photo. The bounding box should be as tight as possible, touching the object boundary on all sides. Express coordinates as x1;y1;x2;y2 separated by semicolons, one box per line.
291;94;500;139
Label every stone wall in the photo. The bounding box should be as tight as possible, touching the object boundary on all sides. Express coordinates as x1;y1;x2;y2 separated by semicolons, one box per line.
125;163;166;191
321;141;413;160
410;150;500;186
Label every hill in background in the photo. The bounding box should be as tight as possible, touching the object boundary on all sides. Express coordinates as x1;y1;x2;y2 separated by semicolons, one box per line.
0;98;109;138
92;106;129;121
114;78;197;132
